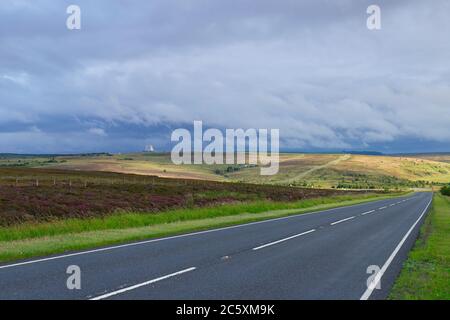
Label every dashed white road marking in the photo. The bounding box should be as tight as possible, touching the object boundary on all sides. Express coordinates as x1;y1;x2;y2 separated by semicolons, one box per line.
360;197;432;300
90;267;196;300
378;206;387;210
330;216;355;226
361;210;375;216
252;229;316;251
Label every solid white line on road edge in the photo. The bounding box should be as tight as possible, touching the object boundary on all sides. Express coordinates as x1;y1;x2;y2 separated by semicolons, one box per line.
90;267;196;300
361;210;375;216
378;206;387;210
330;216;355;226
0;195;412;270
252;229;316;251
360;197;433;300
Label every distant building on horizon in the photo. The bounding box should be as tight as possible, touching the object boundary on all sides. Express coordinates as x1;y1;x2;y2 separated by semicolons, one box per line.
144;144;155;152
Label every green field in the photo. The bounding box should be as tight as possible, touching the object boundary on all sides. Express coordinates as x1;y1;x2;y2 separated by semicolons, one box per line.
390;193;450;299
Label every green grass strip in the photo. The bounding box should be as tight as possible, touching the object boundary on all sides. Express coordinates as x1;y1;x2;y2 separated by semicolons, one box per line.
389;193;450;300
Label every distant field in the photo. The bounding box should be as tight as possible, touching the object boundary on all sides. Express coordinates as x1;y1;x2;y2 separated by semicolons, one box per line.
407;153;450;164
10;152;449;189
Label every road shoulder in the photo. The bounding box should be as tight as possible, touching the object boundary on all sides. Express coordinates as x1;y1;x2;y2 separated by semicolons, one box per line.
389;193;450;299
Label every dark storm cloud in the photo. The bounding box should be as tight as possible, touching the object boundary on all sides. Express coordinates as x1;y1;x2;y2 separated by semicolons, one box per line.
0;0;449;153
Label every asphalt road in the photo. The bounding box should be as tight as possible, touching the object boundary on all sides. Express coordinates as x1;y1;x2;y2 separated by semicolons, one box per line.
0;192;432;300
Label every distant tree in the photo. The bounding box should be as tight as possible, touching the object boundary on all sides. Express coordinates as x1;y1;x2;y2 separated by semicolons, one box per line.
441;185;450;196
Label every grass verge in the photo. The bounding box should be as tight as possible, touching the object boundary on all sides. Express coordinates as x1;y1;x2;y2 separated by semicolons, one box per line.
389;193;450;300
0;192;408;263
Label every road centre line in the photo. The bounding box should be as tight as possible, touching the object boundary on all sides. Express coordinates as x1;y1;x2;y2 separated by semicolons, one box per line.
253;196;413;251
252;229;316;251
254;196;411;251
361;210;375;216
90;267;196;300
330;216;355;225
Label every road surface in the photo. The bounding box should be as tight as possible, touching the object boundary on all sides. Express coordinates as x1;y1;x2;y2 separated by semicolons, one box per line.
0;192;432;300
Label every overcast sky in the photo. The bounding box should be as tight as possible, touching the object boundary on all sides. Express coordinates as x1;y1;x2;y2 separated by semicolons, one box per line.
1;0;449;154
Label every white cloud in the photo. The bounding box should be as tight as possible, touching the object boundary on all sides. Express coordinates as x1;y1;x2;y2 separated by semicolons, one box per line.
2;72;30;86
88;128;107;137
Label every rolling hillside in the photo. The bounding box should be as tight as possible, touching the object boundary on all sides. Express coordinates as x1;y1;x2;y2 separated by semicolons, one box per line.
3;152;449;189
